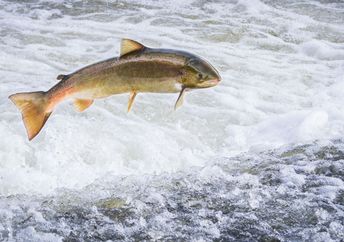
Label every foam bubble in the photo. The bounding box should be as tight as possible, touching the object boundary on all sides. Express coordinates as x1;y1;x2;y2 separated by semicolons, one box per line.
299;40;344;60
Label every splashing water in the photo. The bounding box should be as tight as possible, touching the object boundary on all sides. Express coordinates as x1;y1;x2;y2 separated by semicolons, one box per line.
0;0;343;241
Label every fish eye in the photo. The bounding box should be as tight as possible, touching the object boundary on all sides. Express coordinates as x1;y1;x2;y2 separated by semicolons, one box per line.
198;73;203;79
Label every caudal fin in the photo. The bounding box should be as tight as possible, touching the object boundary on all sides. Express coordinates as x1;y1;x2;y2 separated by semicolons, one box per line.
9;91;51;141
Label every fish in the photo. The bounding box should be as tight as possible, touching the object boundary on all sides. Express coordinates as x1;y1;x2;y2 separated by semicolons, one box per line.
9;39;221;141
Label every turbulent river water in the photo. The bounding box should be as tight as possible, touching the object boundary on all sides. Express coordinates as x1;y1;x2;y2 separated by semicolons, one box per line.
0;0;344;241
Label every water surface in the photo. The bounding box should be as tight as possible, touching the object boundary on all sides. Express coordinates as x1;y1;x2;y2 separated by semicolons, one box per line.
0;0;343;241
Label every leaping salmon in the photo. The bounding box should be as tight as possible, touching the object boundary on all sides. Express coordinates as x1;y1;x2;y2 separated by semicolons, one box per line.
9;39;221;140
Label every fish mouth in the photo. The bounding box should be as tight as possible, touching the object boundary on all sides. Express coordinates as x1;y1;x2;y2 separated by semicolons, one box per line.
196;78;220;88
205;78;220;86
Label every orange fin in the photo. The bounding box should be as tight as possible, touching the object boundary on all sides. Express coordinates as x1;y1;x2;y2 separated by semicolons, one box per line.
120;39;145;57
127;91;137;112
9;91;51;141
74;99;94;112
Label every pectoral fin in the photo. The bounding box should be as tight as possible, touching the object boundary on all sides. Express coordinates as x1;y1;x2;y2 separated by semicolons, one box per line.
127;91;137;112
174;88;186;110
74;99;94;112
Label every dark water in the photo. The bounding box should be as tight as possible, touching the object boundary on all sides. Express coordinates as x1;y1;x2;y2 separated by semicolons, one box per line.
1;141;343;241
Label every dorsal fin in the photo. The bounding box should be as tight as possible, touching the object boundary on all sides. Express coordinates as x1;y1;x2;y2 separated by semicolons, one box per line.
120;39;145;57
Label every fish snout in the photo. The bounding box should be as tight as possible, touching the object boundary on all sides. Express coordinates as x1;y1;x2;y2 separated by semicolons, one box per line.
206;78;221;87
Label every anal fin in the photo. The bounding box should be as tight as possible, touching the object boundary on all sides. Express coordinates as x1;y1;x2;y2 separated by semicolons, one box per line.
74;99;94;112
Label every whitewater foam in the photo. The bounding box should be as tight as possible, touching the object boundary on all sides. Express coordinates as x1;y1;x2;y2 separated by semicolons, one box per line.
0;0;343;200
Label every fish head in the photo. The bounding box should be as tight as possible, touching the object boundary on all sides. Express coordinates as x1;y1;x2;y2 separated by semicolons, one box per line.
181;56;221;89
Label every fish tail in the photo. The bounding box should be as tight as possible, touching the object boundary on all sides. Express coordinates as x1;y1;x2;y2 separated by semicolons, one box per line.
9;91;52;141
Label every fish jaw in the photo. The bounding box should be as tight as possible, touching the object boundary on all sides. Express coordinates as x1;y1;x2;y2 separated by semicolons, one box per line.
196;78;221;88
